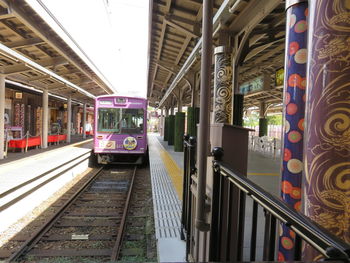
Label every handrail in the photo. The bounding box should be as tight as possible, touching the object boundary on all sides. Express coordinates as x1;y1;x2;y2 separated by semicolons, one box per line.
182;135;197;261
182;136;350;262
215;157;350;261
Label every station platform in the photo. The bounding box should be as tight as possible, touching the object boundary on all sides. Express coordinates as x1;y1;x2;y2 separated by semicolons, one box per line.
0;134;90;165
0;138;93;234
148;133;186;263
148;133;281;262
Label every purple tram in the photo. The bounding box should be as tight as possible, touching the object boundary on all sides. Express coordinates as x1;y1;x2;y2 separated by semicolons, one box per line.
93;95;148;164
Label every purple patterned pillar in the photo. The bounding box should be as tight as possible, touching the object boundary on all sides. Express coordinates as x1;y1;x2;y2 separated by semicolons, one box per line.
278;0;308;261
303;0;350;260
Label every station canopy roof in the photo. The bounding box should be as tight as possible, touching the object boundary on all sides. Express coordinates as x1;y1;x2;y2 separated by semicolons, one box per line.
0;0;115;104
147;0;286;112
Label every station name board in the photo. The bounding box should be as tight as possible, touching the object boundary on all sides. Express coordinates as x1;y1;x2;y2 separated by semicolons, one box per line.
239;76;263;95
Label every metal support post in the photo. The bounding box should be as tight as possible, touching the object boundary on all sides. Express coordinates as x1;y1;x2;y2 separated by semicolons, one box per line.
0;75;5;159
67;96;72;143
195;0;212;232
160;108;164;136
83;103;86;139
42;89;48;149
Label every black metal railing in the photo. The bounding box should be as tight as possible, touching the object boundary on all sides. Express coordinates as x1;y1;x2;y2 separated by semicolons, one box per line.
208;146;350;262
181;135;197;261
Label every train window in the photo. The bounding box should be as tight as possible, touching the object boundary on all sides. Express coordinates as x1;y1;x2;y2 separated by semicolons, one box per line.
97;108;144;134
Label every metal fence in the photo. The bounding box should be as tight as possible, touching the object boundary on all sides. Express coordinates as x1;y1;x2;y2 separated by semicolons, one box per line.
181;136;350;262
181;135;197;261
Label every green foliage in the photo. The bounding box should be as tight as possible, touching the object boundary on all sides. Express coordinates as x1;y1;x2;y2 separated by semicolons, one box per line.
267;114;282;125
243;112;259;127
244;112;282;127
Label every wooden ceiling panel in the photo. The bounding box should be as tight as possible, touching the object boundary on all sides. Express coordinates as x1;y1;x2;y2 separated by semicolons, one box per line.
0;0;114;104
148;0;286;109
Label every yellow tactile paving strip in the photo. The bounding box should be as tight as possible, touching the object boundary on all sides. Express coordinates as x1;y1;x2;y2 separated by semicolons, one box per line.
158;146;184;200
148;134;183;238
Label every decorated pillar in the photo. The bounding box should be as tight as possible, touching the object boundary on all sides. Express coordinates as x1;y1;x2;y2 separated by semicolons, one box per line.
213;46;232;124
303;0;350;259
278;0;308;261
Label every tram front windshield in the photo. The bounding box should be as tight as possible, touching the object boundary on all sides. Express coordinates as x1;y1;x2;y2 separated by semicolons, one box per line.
97;108;144;134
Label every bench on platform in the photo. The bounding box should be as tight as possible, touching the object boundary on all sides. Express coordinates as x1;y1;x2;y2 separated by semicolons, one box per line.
8;134;67;152
8;136;41;152
48;134;67;144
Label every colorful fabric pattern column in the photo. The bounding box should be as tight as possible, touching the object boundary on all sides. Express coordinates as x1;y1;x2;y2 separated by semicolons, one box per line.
303;0;350;260
278;1;308;261
214;46;232;124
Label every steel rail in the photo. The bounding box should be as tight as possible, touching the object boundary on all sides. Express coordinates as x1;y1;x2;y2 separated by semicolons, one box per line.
8;167;104;262
110;165;137;261
0;151;91;212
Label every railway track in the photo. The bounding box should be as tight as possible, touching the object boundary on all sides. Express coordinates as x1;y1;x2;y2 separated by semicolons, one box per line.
7;165;137;262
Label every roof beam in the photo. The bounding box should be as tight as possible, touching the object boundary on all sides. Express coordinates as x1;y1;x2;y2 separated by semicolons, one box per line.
244;37;284;62
6;37;45;48
171;5;198;17
0;6;14;19
2;56;67;74
242;43;284;70
166;13;199;26
157;21;167;60
0;19;29;38
158;0;232;107
229;0;281;32
156;60;181;71
150;0;171;97
164;16;199;38
175;35;191;65
0;0;113;94
0;41;95;98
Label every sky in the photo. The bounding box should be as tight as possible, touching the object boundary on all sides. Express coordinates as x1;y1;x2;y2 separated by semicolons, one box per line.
27;0;149;97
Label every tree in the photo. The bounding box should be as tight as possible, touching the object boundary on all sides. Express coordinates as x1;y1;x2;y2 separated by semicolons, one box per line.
243;112;259;127
267;114;282;126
